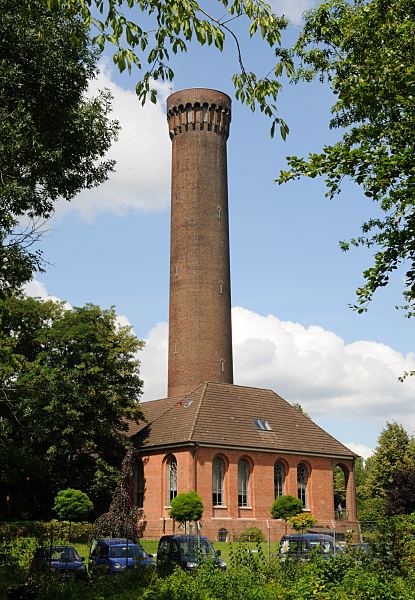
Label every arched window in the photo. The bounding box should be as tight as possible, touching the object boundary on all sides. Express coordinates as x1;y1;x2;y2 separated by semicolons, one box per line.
135;459;144;508
166;455;177;505
238;459;250;507
274;462;285;499
297;463;308;507
212;457;225;506
217;528;228;542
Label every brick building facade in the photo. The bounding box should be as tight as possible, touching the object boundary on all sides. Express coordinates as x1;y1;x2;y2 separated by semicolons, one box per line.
128;88;358;542
129;383;357;541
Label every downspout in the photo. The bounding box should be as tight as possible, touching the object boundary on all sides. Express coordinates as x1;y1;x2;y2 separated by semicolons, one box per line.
192;442;199;492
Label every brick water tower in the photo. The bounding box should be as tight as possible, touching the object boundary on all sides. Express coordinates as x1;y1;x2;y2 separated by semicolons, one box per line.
167;88;233;398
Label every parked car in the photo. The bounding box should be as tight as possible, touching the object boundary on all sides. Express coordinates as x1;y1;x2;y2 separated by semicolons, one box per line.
279;534;343;562
89;538;153;575
31;545;87;579
156;535;226;575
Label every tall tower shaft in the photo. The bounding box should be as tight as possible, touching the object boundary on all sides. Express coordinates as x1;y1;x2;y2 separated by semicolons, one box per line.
167;88;233;398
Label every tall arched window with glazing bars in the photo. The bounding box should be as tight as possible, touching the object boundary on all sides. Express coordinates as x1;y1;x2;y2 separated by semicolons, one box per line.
297;463;308;507
135;459;144;508
274;462;285;499
212;456;225;506
166;455;177;505
238;459;250;507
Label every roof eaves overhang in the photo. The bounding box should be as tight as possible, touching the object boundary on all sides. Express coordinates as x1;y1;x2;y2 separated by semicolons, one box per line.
133;440;357;460
195;442;356;460
134;440;195;453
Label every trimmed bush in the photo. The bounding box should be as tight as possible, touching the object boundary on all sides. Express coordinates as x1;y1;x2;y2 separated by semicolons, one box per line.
270;495;303;521
53;489;93;523
169;491;204;525
238;527;265;543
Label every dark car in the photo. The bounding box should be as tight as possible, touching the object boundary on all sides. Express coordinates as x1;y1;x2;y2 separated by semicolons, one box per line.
89;538;153;575
31;545;87;579
279;534;343;562
156;535;226;575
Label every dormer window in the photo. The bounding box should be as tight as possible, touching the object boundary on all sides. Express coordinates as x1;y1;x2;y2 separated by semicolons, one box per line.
253;418;272;431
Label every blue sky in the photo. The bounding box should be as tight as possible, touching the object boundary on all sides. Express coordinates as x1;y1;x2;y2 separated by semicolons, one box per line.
26;0;415;458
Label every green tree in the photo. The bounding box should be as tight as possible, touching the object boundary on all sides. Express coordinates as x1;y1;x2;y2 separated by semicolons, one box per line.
53;488;94;522
0;296;143;519
385;468;415;516
333;466;346;509
169;491;204;533
365;422;414;499
288;512;317;532
278;0;415;330
1;0;118;293
270;495;303;521
34;0;293;137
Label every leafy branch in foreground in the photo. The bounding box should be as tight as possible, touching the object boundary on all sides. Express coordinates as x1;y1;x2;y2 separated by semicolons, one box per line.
277;0;415;318
1;0;119;293
41;0;293;138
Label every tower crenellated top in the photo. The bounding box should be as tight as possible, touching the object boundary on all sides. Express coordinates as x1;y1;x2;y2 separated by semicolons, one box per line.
167;88;231;140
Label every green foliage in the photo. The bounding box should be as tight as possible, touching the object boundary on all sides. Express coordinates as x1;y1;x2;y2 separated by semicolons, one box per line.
0;296;143;519
3;537;415;599
0;520;93;543
29;0;293;140
238;527;265;543
333;466;346;508
365;422;415;499
373;513;415;578
386;468;415;516
169;491;204;525
278;0;415;324
270;494;303;520
0;0;118;293
53;489;93;522
287;512;317;532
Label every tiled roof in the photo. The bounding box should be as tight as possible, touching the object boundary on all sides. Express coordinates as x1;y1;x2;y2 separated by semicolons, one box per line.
129;382;356;459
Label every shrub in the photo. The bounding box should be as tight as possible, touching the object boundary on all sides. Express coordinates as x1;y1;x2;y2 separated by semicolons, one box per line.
270;495;303;521
53;489;93;523
288;512;317;532
169;491;204;526
0;520;93;543
238;527;265;543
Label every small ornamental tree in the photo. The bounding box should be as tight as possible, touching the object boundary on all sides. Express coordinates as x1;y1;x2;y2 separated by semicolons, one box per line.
169;492;204;533
53;489;93;526
288;512;317;533
271;495;303;521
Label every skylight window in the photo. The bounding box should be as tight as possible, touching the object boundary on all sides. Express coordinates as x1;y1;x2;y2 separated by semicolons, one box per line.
253;418;272;431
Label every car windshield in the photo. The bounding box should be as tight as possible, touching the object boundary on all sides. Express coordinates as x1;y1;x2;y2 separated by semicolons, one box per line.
309;540;333;553
109;545;146;559
51;547;79;561
178;538;215;559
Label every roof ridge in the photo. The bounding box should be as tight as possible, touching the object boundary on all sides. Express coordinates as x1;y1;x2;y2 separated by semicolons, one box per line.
189;381;208;439
206;381;277;395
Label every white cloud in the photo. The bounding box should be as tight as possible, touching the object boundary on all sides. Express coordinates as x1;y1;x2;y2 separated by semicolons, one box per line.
23;279;51;300
232;306;415;422
56;63;171;219
22;279;71;309
269;0;317;25
139;306;415;431
140;322;168;400
342;442;373;460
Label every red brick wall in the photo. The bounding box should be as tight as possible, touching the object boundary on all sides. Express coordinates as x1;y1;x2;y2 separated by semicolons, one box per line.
135;446;357;541
167;89;233;398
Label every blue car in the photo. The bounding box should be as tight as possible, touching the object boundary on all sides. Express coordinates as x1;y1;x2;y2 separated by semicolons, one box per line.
32;545;87;579
89;538;153;575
